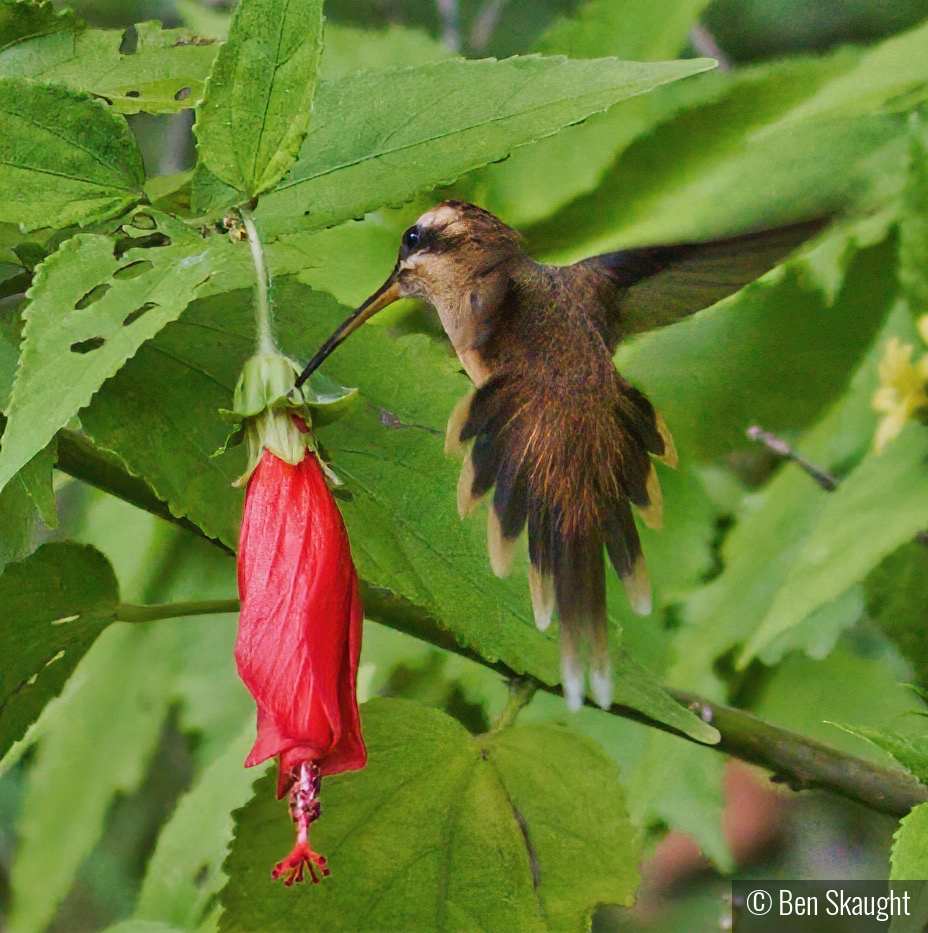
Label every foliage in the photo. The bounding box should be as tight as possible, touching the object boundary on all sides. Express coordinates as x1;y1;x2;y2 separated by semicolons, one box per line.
1;0;928;930
221;699;639;932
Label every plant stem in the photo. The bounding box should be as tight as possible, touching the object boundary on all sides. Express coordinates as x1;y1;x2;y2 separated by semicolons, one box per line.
491;677;539;733
747;424;928;545
117;599;239;623
747;424;838;491
55;437;928;819
240;210;275;355
55;430;234;554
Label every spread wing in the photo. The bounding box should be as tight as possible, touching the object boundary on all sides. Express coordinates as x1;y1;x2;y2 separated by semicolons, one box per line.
585;219;828;348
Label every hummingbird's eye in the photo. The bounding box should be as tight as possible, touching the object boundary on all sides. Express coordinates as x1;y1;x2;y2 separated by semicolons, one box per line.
402;226;421;254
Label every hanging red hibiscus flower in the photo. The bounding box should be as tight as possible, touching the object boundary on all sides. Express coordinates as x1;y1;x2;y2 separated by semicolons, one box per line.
225;216;366;886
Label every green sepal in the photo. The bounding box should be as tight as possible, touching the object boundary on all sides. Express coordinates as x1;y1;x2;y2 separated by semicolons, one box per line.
222;351;356;484
243;408;315;472
210;423;245;459
230;352;301;420
298;370;358;427
227;353;358;424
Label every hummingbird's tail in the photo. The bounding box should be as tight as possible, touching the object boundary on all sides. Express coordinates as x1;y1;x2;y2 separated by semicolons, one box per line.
447;374;674;710
539;499;651;711
550;523;611;711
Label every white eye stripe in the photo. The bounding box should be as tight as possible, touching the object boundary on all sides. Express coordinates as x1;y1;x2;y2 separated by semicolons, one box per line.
418;204;459;228
401;252;431;269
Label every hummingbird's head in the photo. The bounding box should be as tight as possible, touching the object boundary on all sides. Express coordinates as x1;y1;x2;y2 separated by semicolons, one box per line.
392;200;522;304
295;201;522;388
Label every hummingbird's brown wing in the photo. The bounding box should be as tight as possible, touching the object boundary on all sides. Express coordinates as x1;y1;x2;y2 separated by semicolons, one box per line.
587;218;827;348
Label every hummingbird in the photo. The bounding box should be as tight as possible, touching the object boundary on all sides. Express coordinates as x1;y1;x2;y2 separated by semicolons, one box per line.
295;200;824;711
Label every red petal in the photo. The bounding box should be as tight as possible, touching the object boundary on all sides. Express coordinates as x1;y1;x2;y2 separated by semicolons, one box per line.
236;451;367;796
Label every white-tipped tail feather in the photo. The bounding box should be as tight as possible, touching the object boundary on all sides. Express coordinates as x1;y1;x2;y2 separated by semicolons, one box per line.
456;453;478;517
445;391;473;455
528;564;554;631
561;654;585;713
590;666;613;711
623;556;652;616
487;508;516;577
637;463;663;530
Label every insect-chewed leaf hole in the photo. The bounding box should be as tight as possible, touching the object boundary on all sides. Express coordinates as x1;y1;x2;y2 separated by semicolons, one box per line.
174;86;192;101
113;259;154;280
75;283;111;310
70;337;106;354
119;25;138;54
113;233;171;259
123;302;157;326
125;90;141;98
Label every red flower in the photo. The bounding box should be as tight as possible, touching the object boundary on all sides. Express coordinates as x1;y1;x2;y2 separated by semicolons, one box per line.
236;447;367;883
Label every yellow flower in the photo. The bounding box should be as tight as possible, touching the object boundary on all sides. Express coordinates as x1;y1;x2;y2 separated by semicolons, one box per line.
872;336;928;452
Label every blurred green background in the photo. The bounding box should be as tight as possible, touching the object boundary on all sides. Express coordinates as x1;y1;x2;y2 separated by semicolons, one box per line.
3;1;928;931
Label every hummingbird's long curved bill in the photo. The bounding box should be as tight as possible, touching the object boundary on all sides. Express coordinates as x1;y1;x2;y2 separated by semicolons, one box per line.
294;273;402;389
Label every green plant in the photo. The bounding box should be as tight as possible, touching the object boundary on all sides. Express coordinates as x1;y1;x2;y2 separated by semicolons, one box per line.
2;0;928;930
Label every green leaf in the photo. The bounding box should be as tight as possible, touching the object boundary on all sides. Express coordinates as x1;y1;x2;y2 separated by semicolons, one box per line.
0;458;35;568
638;460;717;602
175;0;231;41
17;435;56;528
475;0;712;229
753;639;925;764
0;215;220;493
757;585;865;666
629;732;732;871
268;216;403;307
102;923;187;933
488;721;641;927
254;54;716;237
830;723;928;784
524;25;927;259
742;424;928;665
892;802;928;879
220;699;639;932
0;541;118;760
0;317;19;408
193;0;325;201
79;277;718;741
134;726;261;931
900;120;928;316
0;21;220;115
6;621;180;933
0;0;78;49
0;77;144;230
79;285;249;551
188;163;243;216
867;542;928;685
670;299;908;694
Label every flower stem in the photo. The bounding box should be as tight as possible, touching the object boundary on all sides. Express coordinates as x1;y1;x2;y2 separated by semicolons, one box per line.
117;599;240;624
240;210;276;355
491;677;539;733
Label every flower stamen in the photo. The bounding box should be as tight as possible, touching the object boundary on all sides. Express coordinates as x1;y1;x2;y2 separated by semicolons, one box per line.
271;762;331;886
